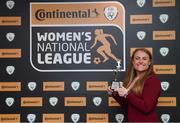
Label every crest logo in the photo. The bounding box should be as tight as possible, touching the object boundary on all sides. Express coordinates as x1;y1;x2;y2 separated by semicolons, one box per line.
161;114;170;123
115;114;124;123
6;0;15;9
71;113;80;123
93;97;102;106
160;47;169;56
6;65;15;75
104;6;118;21
137;31;146;40
6;32;15;42
71;81;80;91
159;14;169;23
161;81;169;91
49;97;58;106
28;82;37;91
27;114;36;123
5;97;14;107
136;0;146;7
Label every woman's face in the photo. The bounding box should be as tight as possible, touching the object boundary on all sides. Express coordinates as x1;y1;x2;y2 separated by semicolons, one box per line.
132;50;151;73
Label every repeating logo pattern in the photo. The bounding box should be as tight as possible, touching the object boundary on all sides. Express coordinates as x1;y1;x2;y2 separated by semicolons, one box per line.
6;0;15;9
5;97;14;107
71;81;80;91
93;97;102;106
137;31;146;40
6;65;15;75
6;32;15;42
161;114;170;123
115;114;124;123
0;0;178;122
160;47;169;57
49;97;58;106
27;114;36;123
136;0;146;7
159;14;169;23
161;81;170;91
28;82;37;91
71;113;80;123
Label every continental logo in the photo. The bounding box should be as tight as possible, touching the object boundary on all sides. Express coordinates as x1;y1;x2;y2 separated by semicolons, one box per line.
21;97;43;107
130;48;152;56
153;65;176;74
86;114;108;123
108;97;120;106
0;114;20;123
35;8;98;21
64;97;86;106
43;82;64;91
0;49;21;58
86;81;108;91
130;14;152;24
158;97;176;106
43;114;64;123
153;30;176;40
153;0;176;7
0;82;21;91
31;2;125;26
0;16;21;26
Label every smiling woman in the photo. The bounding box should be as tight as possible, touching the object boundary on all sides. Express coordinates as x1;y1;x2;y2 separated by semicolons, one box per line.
107;48;161;122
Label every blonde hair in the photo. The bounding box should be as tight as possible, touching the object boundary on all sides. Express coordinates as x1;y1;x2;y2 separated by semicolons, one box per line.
124;48;154;95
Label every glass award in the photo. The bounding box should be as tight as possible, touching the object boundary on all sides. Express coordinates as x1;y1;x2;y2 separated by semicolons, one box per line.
111;60;123;91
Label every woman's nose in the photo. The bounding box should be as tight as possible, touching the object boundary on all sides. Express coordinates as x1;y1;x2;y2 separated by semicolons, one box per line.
138;59;143;64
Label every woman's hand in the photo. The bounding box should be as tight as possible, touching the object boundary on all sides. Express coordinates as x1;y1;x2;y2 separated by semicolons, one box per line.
117;86;129;98
107;86;113;95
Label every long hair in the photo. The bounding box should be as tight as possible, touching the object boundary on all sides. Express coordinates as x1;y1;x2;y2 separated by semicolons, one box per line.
123;48;155;95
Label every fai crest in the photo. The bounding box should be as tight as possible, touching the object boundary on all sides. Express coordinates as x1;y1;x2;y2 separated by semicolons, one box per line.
104;6;118;21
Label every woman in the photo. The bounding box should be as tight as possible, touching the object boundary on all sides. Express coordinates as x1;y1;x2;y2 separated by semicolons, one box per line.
107;48;161;122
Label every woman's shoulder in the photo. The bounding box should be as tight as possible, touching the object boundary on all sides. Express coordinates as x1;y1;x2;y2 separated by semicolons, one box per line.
145;74;160;84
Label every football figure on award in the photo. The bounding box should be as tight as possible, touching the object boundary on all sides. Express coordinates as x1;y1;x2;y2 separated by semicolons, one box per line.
111;60;123;91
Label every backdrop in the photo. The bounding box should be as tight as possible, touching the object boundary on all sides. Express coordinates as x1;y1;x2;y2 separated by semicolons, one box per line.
0;0;179;122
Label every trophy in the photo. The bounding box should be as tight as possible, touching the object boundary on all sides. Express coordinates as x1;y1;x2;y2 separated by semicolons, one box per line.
111;60;123;91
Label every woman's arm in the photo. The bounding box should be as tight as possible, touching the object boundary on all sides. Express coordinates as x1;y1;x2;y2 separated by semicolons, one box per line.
112;91;127;107
107;86;127;107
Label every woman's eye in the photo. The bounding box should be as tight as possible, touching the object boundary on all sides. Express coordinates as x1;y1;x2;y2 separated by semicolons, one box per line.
143;57;148;60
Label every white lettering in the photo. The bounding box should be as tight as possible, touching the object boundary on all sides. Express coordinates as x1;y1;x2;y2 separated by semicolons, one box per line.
37;53;91;64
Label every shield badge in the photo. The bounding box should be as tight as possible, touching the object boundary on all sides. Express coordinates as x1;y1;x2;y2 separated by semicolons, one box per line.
137;31;146;40
115;114;124;123
160;47;169;57
28;82;37;91
5;97;14;107
161;81;169;91
71;81;80;91
71;113;80;123
159;14;169;23
104;6;118;21
137;0;146;7
93;97;102;106
161;114;170;123
27;114;36;123
6;65;15;75
49;97;58;106
6;0;15;9
6;32;15;42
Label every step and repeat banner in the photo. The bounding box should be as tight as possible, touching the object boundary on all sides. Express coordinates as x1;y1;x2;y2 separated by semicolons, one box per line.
0;0;179;122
